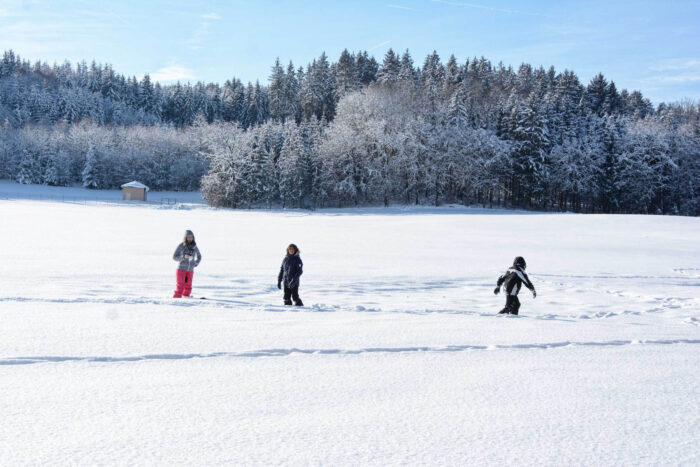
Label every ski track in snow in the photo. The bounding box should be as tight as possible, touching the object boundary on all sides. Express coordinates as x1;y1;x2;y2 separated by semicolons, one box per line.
0;285;697;321
2;339;699;366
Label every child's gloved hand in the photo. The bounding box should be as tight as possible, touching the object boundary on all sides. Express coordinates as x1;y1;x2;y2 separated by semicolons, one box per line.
493;287;500;295
277;281;282;290
532;290;537;298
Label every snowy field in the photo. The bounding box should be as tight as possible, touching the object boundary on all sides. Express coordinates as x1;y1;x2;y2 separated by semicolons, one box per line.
0;180;206;204
1;194;699;465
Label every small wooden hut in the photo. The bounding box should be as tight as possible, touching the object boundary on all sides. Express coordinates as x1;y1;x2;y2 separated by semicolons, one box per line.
121;181;149;201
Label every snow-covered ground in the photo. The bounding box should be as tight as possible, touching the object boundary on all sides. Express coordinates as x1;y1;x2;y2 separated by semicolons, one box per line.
1;194;699;465
0;180;206;204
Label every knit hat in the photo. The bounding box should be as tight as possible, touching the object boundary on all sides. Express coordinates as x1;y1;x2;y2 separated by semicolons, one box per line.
183;230;196;245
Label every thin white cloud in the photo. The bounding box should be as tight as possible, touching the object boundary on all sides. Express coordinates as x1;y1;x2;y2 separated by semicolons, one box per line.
0;19;110;58
643;74;700;84
185;12;221;50
388;4;417;11
429;0;548;17
643;58;700;84
650;59;700;72
370;40;391;51
150;65;197;83
0;40;73;57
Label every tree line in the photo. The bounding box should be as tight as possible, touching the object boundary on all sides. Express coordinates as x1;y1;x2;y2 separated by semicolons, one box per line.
0;48;698;215
0;49;378;128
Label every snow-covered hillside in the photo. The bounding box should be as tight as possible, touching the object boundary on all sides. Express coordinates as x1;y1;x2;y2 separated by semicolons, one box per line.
1;197;698;465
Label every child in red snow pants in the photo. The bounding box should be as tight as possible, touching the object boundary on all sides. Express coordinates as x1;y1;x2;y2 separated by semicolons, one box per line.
174;269;194;298
172;230;201;298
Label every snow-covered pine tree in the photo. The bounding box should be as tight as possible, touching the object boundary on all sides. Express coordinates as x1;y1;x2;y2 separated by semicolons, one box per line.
585;73;608;117
511;93;550;206
597;116;622;213
334;49;359;100
81;145;102;189
16;148;40;184
378;49;400;86
284;61;299;122
422;51;444;108
398;50;416;83
43;149;71;186
442;54;461;98
278;123;304;208
221;78;245;122
311;53;334;120
269;58;286;122
356;51;379;85
299;64;315;121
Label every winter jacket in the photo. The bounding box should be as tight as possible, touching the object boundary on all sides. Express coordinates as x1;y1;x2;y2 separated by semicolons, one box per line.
173;242;202;272
278;254;303;288
496;266;535;296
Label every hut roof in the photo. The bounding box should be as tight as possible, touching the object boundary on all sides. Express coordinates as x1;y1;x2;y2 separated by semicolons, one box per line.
120;181;150;191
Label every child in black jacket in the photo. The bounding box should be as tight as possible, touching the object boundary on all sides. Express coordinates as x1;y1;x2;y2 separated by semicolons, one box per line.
277;243;304;306
494;256;536;315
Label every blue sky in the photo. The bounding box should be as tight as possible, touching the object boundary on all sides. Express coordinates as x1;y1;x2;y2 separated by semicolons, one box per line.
0;0;698;103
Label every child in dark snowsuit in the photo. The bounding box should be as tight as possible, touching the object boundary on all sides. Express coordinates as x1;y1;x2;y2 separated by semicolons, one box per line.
277;244;304;306
173;229;202;298
494;256;536;315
